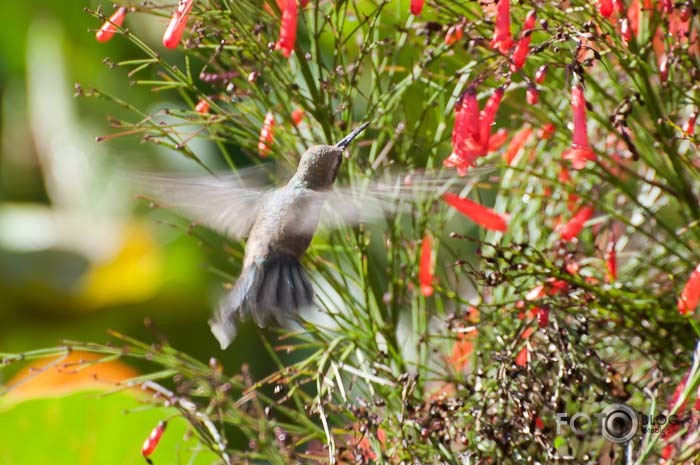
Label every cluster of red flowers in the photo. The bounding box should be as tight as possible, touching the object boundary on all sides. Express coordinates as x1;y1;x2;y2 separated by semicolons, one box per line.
444;86;506;175
96;1;194;47
596;0;698;82
97;0;302;59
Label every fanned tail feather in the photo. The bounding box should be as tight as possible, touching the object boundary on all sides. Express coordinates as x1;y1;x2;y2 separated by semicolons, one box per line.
209;255;314;349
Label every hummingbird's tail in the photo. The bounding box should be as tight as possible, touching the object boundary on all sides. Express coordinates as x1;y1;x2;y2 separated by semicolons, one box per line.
209;255;314;349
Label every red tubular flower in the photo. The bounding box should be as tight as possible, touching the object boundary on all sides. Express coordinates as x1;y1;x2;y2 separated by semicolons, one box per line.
163;0;195;49
679;4;691;21
537;306;549;328
515;346;529;367
526;279;569;300
523;9;537;29
96;7;127;43
683;111;697;135
463;89;482;146
605;237;617;282
419;234;434;297
487;128;508;151
661;445;675;462
558;205;594;241
511;10;536;70
142;421;167;464
535;65;547;84
490;0;513;54
450;94;469;150
446;87;504;175
538;123;555;139
598;0;614;17
511;31;532;70
620;18;632;43
291;108;305;126
502;126;532;165
442;193;508;232
678;264;700;315
275;0;298;58
535;417;545;430
627;0;640;35
445;24;464;45
562;84;597;169
258;112;276;157
479;87;504;149
195;99;210;114
410;0;424;15
526;84;538;105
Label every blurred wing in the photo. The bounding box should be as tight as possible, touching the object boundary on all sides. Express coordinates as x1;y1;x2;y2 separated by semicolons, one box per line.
132;168;274;239
320;167;492;229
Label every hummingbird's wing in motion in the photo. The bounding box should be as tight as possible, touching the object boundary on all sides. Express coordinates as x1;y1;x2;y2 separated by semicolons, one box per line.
132;167;273;239
134;167;491;238
315;168;492;230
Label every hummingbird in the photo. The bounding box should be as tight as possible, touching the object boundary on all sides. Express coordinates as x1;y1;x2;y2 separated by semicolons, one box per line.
143;123;372;349
140;122;482;349
208;122;371;348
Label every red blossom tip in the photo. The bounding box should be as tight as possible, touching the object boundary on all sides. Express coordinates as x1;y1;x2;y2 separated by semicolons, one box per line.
558;205;594;241
96;7;127;43
442;193;509;232
195;99;210;114
291;107;305;126
534;65;547;84
142;421;167;459
490;0;513;54
258;112;276;157
524;10;537;30
445;24;464;45
419;234;434;297
598;0;614;17
275;0;298;58
678;264;700;315
565;84;597;169
410;0;424;15
526;85;538;105
605;237;617;282
503;126;532;165
683;112;698;135
163;0;194;49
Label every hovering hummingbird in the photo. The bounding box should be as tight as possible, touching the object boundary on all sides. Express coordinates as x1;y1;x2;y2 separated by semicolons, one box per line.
141;122;482;349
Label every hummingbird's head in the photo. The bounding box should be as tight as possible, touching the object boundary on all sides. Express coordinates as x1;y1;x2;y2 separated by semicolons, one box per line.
292;122;369;190
294;145;344;190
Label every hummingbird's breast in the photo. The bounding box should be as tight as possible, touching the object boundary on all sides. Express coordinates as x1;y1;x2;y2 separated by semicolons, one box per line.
244;186;324;264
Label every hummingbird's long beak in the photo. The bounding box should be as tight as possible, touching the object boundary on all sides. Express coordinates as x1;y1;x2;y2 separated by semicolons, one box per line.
335;122;370;150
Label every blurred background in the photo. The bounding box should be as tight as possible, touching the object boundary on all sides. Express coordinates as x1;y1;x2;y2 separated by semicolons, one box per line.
0;2;272;463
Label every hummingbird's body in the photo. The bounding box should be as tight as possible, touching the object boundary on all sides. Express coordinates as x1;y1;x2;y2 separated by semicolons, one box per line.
209;131;363;349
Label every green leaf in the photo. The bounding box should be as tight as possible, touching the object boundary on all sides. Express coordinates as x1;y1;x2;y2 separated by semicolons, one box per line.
0;391;219;465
